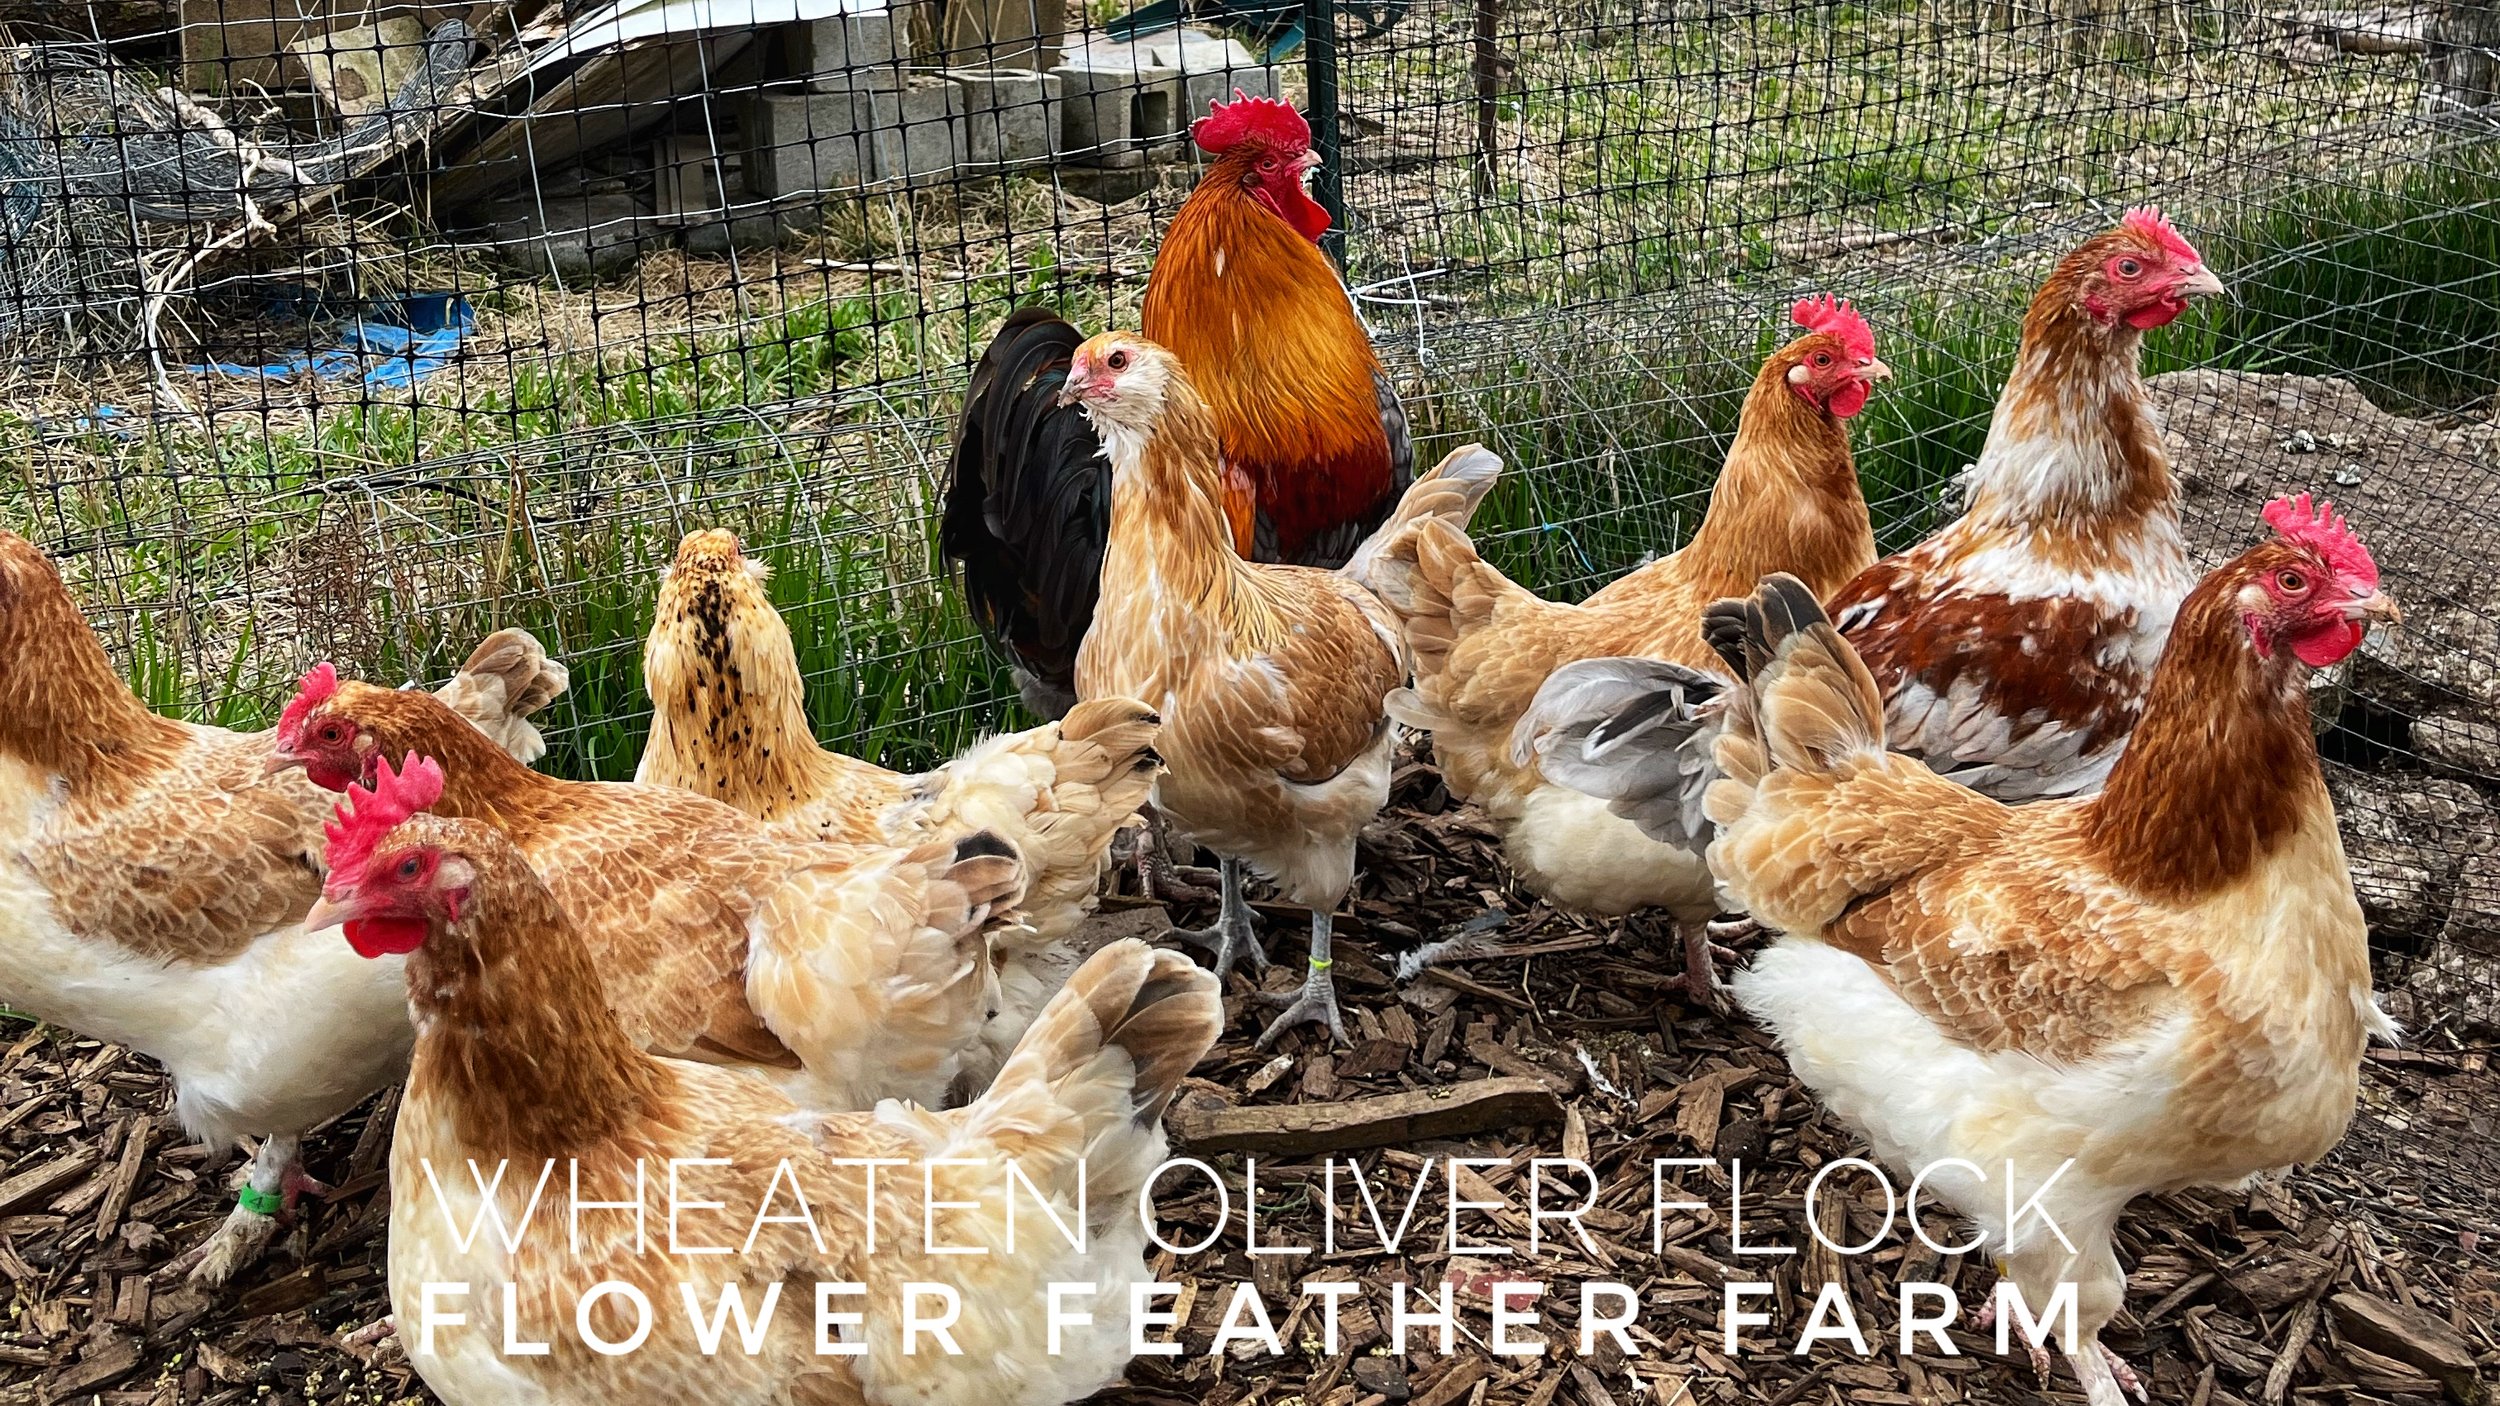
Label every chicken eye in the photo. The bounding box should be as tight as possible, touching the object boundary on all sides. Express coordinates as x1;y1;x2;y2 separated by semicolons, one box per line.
319;724;342;743
396;856;422;879
1260;156;1276;171
1811;352;1832;368
2276;569;2307;593
2116;257;2144;279
1106;350;1129;372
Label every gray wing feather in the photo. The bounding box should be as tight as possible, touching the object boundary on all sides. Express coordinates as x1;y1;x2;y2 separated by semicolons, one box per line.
1512;656;1730;851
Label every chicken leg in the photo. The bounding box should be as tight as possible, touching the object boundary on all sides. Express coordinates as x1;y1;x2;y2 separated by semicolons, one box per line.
1167;854;1270;983
1258;908;1350;1048
186;1134;325;1285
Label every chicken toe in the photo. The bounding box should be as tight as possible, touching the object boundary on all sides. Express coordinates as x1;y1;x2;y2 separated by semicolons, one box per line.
1166;855;1270;982
1256;910;1351;1048
184;1134;303;1285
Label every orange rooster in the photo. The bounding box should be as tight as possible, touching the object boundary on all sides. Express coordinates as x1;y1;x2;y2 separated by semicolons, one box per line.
1703;497;2396;1406
267;670;1025;1112
0;531;568;1283
943;92;1410;722
1383;298;1886;996
1059;328;1501;1045
637;528;1162;1089
305;756;1221;1406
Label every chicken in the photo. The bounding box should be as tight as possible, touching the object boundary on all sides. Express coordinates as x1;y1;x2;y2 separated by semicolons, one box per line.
267;667;1027;1114
1058;329;1502;1045
0;530;568;1284
303;756;1221;1406
637;526;1162;1087
1800;210;2223;799
1702;495;2398;1406
1381;297;1886;995
943;92;1412;720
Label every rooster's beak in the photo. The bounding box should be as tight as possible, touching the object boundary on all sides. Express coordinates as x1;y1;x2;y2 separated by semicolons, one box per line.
302;894;351;934
2178;266;2225;299
2344;590;2401;625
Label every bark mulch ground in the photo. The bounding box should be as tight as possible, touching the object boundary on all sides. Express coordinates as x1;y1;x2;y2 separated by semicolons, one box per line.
1;759;2493;1406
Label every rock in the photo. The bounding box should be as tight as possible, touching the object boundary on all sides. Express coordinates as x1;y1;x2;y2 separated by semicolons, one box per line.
1351;1355;1411;1402
2326;771;2490;942
2408;851;2500;1040
477;193;653;281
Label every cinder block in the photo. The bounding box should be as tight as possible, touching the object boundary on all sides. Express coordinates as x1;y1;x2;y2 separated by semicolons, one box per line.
747;91;876;196
1054;58;1181;167
947;68;1057;168
1179;62;1278;123
748;74;962;195
804;10;901;90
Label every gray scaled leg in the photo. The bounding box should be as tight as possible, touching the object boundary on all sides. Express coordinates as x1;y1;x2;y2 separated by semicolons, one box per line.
1166;855;1270;982
1258;907;1350;1048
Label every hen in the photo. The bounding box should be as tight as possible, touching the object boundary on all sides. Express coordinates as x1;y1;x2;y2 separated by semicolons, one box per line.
0;530;567;1283
943;92;1411;719
1704;497;2397;1406
638;528;1162;1084
1385;297;1885;994
1061;329;1502;1045
268;669;1026;1113
306;757;1221;1406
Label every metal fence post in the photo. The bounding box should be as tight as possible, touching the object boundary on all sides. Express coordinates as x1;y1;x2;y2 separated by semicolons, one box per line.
1306;0;1348;273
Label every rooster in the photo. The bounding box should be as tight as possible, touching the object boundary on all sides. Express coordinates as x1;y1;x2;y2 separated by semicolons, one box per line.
1703;497;2397;1406
1385;297;1886;996
942;91;1411;721
305;756;1221;1406
268;669;1026;1112
1059;329;1501;1045
0;530;567;1283
637;527;1162;1087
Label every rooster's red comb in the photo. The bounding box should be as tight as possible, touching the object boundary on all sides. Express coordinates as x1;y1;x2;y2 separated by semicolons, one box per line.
277;662;339;750
1191;90;1310;155
2263;494;2378;590
322;752;445;897
2121;206;2203;266
1790;294;1875;362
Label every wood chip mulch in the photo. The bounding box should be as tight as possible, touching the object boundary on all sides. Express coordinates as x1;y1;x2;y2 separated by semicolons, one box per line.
0;756;2493;1406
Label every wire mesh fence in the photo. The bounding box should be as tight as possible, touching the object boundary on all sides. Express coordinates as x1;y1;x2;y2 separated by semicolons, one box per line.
0;0;2494;1051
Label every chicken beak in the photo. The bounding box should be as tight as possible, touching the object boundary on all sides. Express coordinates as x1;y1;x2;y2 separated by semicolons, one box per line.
262;748;300;776
1055;380;1084;409
2345;590;2401;625
2178;265;2226;299
1861;357;1894;383
302;894;351;934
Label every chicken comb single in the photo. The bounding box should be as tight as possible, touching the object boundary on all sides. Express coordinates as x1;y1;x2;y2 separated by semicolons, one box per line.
1790;294;1875;362
2121;206;2203;266
277;662;339;750
2262;493;2378;589
322;752;446;895
1191;90;1310;155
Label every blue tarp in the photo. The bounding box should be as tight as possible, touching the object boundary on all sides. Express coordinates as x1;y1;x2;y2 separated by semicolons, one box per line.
188;293;473;389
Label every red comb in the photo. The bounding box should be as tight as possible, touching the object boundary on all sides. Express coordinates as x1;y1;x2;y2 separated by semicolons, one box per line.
278;663;339;750
1191;90;1310;155
1791;294;1875;362
2121;206;2203;266
2262;494;2378;590
321;752;445;897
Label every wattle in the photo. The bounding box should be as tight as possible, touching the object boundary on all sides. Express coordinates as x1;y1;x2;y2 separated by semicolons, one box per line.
2290;619;2365;667
2125;296;2188;330
344;916;427;958
1251;184;1332;245
1824;379;1870;419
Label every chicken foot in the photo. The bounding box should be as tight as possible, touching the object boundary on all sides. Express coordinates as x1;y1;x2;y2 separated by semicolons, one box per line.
184;1134;325;1285
1257;908;1350;1048
1166;854;1271;983
1668;920;1739;1008
1131;806;1222;905
1975;1287;2146;1406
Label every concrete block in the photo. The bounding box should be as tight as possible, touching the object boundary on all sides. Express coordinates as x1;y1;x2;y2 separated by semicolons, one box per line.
947;68;1056;167
747;77;962;195
1053;56;1181;167
479;193;654;281
1180;62;1278;126
803;10;901;90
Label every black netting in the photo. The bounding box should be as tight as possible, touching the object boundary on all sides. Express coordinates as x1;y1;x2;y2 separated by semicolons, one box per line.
1;0;2493;1045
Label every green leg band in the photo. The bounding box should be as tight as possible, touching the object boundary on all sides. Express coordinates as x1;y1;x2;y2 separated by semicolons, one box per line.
236;1185;283;1217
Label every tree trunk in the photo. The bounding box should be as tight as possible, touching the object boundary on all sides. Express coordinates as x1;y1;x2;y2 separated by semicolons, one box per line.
2429;0;2500;111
